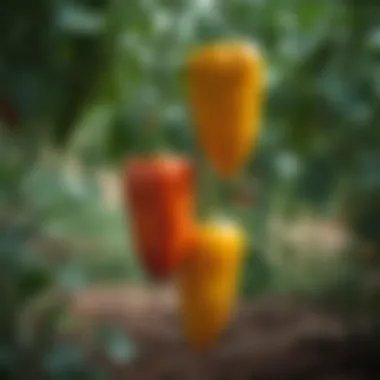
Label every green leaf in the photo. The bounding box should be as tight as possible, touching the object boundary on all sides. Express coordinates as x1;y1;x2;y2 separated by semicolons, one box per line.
44;342;86;375
242;248;272;298
17;267;53;301
56;262;88;291
96;326;136;364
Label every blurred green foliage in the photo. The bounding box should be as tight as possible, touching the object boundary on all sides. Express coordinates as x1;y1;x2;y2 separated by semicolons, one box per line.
1;0;380;377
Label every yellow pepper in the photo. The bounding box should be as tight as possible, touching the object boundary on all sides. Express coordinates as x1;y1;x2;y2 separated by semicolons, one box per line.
178;219;246;351
187;41;266;179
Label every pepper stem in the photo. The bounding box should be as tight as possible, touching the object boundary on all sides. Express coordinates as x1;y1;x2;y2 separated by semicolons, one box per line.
197;155;218;220
144;102;167;156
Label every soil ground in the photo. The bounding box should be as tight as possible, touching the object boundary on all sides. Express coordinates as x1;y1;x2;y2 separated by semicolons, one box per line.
70;285;380;380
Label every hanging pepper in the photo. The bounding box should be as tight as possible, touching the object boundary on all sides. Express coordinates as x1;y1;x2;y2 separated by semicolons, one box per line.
178;219;246;350
187;41;266;179
122;155;196;279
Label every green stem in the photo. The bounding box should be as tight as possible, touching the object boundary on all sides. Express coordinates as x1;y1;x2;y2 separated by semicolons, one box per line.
221;174;241;219
197;155;221;220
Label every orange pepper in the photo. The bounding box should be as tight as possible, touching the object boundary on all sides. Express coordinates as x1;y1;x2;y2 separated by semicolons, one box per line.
178;219;246;350
187;41;266;179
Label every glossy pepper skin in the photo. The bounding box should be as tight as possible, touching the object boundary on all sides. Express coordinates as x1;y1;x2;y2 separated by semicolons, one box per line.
187;41;266;179
178;219;246;350
122;156;195;280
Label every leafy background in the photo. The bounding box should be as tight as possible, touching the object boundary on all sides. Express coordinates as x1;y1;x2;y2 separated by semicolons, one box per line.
1;0;380;378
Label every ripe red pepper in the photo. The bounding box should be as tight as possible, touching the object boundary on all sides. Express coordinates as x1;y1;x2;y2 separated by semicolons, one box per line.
122;155;196;279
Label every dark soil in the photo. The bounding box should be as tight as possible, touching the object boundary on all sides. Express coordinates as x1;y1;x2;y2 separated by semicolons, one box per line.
70;285;380;380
